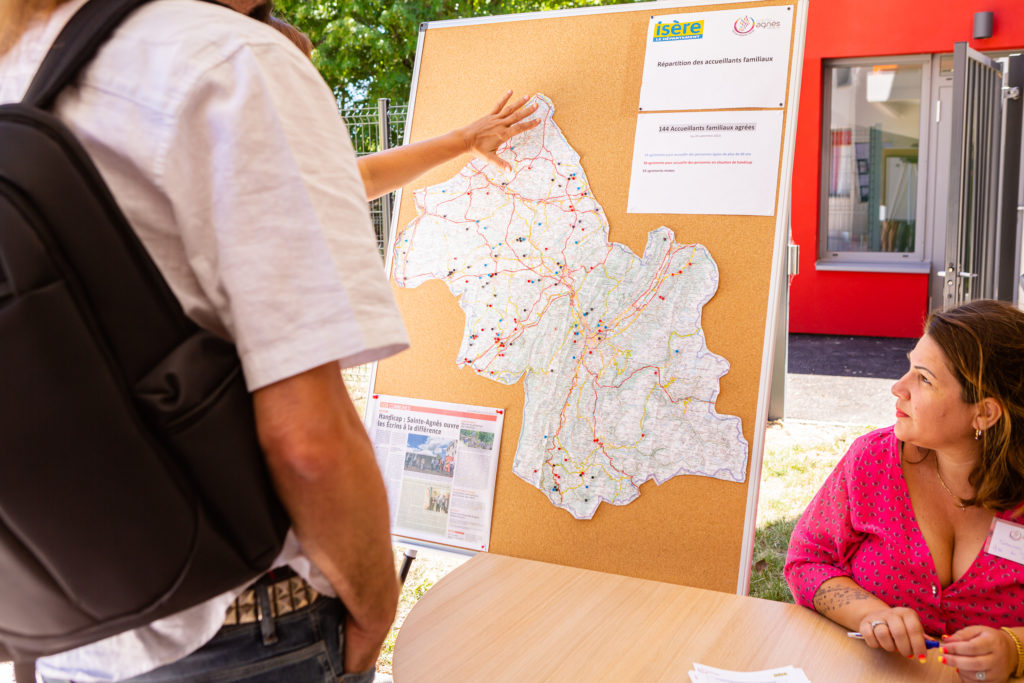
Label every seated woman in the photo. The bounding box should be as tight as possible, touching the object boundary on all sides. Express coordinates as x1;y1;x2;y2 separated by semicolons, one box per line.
785;299;1024;683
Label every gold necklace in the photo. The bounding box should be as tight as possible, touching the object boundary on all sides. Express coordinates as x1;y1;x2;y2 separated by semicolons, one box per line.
935;459;968;511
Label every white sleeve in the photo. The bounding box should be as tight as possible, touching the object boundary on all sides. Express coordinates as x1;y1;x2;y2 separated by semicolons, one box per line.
160;40;408;390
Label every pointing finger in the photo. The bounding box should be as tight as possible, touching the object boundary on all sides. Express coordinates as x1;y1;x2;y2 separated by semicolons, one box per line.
499;95;533;119
490;90;514;116
503;102;539;126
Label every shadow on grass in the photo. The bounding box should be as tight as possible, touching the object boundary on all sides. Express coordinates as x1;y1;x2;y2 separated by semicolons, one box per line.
749;516;798;603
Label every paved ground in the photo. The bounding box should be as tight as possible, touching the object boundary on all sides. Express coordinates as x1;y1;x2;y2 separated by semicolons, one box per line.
783;333;917;426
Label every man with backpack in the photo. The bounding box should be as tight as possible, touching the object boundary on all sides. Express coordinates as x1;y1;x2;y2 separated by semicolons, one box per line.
2;1;408;680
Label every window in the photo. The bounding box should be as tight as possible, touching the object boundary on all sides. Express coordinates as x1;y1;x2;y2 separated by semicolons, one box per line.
819;59;929;267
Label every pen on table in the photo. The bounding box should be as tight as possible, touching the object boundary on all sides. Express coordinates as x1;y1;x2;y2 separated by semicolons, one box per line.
847;632;941;649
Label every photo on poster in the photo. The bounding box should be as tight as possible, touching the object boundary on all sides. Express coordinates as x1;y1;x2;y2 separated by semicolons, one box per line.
424;486;451;514
459;428;494;450
396;479;450;537
403;433;457;478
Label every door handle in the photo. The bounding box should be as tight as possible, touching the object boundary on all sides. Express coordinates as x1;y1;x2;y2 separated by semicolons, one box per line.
936;270;977;278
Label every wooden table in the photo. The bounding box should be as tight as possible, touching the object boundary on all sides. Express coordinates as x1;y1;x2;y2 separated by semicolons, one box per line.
393;553;958;682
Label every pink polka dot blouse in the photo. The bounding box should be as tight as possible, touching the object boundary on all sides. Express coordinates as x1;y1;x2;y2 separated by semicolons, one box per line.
784;426;1024;635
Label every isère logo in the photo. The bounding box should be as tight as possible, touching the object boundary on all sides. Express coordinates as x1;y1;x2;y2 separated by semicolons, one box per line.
653;20;704;42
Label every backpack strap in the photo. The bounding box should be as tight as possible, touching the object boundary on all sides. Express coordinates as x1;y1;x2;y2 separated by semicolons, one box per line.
21;0;156;110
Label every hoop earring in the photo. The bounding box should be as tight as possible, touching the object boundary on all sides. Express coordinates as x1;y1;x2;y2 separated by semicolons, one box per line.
975;428;983;440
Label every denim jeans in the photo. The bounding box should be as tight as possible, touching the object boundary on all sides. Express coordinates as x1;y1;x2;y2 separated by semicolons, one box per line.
42;597;375;683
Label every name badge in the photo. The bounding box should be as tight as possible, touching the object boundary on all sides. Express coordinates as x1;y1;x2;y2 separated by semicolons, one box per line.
984;517;1024;565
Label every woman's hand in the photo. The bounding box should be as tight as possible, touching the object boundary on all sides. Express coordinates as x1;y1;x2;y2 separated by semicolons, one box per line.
858;607;933;659
457;91;540;170
940;626;1017;683
355;91;541;199
811;577;933;659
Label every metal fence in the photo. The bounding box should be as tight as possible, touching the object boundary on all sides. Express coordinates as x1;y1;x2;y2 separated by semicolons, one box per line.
337;99;407;407
340;99;409;252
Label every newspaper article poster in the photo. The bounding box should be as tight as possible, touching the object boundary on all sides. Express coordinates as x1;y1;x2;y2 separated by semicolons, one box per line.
364;394;505;551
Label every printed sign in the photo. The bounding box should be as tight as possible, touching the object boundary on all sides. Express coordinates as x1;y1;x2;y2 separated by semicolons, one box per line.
638;6;794;111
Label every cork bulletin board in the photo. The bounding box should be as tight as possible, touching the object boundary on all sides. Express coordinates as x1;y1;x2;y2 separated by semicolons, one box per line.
370;0;807;593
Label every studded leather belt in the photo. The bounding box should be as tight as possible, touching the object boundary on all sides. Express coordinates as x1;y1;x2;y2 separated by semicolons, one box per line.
224;569;319;626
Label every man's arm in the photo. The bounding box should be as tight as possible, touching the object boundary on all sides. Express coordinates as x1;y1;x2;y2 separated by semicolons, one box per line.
252;362;398;673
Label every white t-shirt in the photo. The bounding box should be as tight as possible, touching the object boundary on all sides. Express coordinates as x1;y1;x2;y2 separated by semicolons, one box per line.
0;0;408;678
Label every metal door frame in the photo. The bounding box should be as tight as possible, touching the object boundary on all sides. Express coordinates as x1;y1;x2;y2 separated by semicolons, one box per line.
942;42;1004;308
995;54;1023;303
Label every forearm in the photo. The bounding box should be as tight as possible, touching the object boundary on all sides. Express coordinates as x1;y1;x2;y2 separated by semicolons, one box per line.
358;130;469;200
266;419;397;634
812;576;890;630
356;91;540;200
254;363;398;671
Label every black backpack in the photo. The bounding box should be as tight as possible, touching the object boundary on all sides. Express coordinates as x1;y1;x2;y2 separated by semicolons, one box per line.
0;0;289;664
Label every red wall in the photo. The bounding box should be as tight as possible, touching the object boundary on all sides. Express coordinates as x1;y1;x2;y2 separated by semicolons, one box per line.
790;0;1024;338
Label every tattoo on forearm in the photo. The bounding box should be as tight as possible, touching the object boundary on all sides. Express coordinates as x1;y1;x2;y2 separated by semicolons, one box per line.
813;583;874;614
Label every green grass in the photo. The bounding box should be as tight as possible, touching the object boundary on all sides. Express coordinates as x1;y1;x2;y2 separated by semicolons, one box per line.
750;517;799;602
747;421;875;602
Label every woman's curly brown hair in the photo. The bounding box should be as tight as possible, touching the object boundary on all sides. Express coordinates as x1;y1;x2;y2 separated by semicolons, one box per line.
926;299;1024;513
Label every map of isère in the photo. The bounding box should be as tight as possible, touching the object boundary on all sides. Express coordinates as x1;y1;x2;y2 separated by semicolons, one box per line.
391;94;748;519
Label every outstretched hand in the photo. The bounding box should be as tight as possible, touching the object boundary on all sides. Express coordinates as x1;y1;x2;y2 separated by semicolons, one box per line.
458;91;540;170
940;626;1017;683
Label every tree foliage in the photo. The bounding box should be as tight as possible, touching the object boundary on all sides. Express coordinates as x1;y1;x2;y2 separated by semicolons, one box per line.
272;1;637;107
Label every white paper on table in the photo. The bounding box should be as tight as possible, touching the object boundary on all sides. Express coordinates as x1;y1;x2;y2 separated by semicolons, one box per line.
626;109;784;216
689;662;812;683
638;5;794;112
